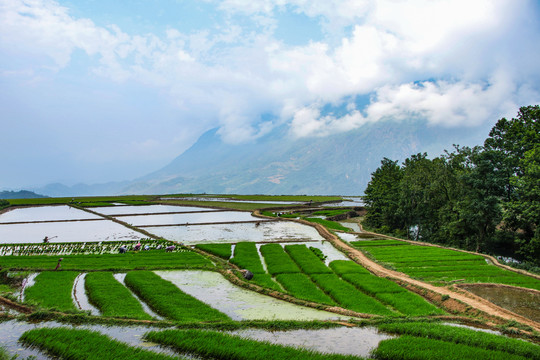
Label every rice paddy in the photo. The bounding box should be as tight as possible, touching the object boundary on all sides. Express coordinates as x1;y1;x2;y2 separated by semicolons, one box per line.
1;197;538;359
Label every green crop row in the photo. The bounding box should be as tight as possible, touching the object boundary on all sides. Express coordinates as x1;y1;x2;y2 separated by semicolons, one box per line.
20;328;177;360
275;273;335;305
24;271;79;312
310;274;394;316
329;260;371;274
144;329;364;360
311;209;351;217
284;245;333;274
351;240;408;247
230;242;265;273
377;322;540;359
372;335;527;360
84;272;152;320
195;243;232;259
0;251;214;271
260;244;301;275
124;271;230;322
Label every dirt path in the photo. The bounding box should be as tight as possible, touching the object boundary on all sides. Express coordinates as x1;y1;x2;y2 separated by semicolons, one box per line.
253;210;540;332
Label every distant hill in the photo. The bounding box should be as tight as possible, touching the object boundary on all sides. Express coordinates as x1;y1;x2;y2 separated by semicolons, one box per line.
0;190;47;199
34;119;492;197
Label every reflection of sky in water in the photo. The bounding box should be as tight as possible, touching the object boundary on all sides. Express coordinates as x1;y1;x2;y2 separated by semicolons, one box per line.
231;327;394;357
322;197;364;207
0;205;102;223
120;211;257;226
155;270;345;321
0;220;142;244
91;204;219;215
340;222;362;232
73;273;100;316
146;221;324;244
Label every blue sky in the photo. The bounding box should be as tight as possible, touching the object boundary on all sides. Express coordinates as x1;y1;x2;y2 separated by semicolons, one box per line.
1;0;539;189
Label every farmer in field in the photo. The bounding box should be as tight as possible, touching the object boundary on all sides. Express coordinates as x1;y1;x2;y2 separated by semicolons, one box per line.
134;242;142;251
54;258;63;271
165;245;175;252
118;245;127;254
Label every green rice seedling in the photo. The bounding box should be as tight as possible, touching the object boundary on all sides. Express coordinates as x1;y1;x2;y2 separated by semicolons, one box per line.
373;291;445;316
377;322;540;359
24;271;79;312
310;274;394;316
275;273;335;305
230;242;265;273
284;245;333;274
303;218;351;232
124;271;230;322
311;209;351;217
84;272;152;320
372;335;528;360
195;243;232;259
19;328;178;360
250;273;282;291
259;244;301;275
144;329;365;360
329;260;371;274
0;251;213;271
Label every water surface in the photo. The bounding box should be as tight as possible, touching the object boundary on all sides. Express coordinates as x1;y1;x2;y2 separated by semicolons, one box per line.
91;205;219;216
121;211;258;226
0;206;102;223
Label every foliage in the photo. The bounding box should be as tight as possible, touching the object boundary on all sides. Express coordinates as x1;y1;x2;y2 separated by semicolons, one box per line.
20;328;177;360
309;246;327;261
195;243;232;259
362;105;540;265
24;271;79;312
144;329;364;360
84;272;152;320
377;322;540;359
0;199;9;211
372;335;527;360
284;244;333;274
275;273;336;305
0;250;213;271
259;244;301;275
124;271;230;322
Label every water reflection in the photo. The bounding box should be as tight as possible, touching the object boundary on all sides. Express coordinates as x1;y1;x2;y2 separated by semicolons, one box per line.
92;205;219;216
0;206;102;223
120;211;258;227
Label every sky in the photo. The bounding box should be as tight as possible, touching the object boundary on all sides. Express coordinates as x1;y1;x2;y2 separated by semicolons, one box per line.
1;0;539;190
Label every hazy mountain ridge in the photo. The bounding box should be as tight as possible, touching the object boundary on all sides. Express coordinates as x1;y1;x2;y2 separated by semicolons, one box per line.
31;120;491;197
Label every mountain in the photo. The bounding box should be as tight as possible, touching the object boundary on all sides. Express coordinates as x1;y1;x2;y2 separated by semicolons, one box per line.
0;190;47;199
122;119;490;196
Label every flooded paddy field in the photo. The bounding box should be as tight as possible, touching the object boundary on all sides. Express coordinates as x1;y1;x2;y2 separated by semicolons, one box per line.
159;196;305;205
0;205;102;223
90;204;221;216
155;270;345;321
461;285;540;322
145;221;325;245
119;210;259;227
0;220;142;244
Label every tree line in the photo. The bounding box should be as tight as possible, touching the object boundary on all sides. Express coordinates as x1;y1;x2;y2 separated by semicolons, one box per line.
363;105;539;267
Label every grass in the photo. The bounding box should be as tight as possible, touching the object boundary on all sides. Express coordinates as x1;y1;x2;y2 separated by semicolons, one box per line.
303;218;351;232
275;273;335;305
24;271;79;312
352;240;540;290
144;329;365;360
7;195;155;206
311;209;351;217
310;273;394;316
377;322;540;359
84;272;152;320
124;271;230;322
19;328;178;360
230;242;266;273
284;244;333;274
260;244;302;275
195;243;232;259
0;250;214;271
372;335;528;360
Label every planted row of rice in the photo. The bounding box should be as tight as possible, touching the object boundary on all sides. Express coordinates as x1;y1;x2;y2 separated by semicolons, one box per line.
20;328;177;360
275;273;335;305
0;251;214;271
284;244;333;274
372;335;527;360
144;329;365;360
230;242;281;291
84;272;152;320
329;261;443;316
310;273;394;316
194;243;232;260
24;271;79;312
353;241;540;290
303;218;351;232
124;271;230;322
259;244;301;275
377;322;540;359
